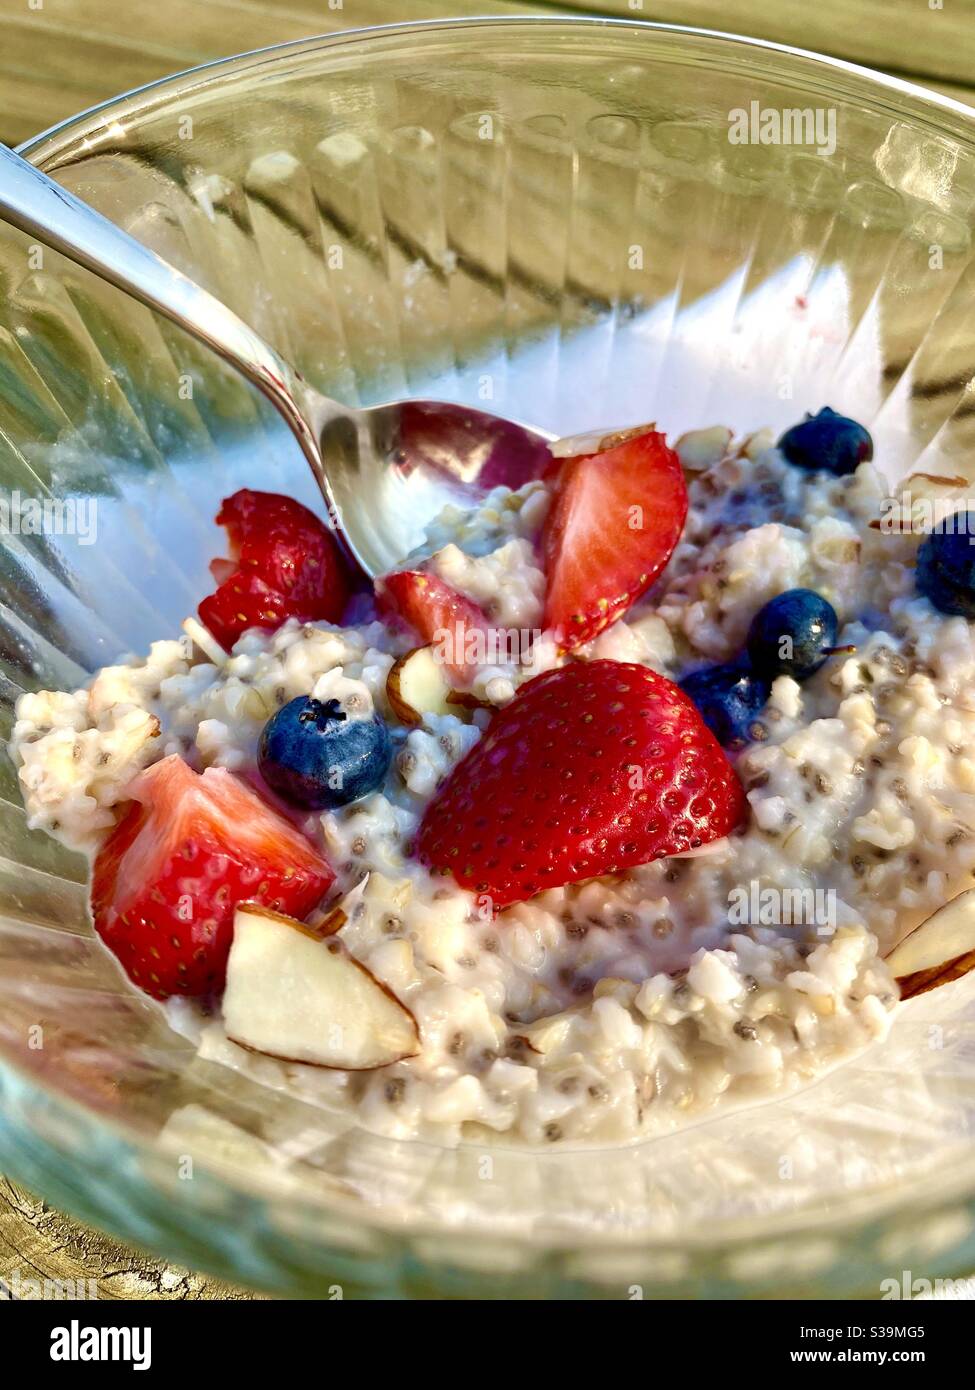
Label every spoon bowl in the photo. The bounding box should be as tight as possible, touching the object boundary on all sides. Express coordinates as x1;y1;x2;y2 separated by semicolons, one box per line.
0;142;553;578
315;397;553;577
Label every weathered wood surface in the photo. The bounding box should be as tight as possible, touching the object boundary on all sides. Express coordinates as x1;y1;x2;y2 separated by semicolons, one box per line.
0;1177;263;1300
1;0;972;146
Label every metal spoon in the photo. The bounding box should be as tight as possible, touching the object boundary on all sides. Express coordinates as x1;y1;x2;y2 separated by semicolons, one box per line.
0;143;553;578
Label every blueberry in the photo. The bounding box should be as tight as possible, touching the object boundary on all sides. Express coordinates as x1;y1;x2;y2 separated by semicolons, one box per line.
777;407;873;476
679;663;770;749
258;696;392;809
916;515;975;617
746;588;839;679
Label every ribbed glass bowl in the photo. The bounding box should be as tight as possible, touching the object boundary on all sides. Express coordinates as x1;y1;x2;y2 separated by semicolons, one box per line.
4;17;975;1299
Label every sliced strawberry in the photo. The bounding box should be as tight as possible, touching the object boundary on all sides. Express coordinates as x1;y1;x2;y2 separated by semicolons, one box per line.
91;755;333;1000
199;572;296;652
215;489;326;551
542;430;688;652
417;659;745;909
378;570;492;683
234;534;336;607
199;489;349;651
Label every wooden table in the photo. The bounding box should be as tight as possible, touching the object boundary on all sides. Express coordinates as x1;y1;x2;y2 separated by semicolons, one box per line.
1;0;973;1301
1;0;973;148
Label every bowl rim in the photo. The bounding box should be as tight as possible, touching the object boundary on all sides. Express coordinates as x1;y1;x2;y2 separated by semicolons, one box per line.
7;13;975;1282
16;13;975;166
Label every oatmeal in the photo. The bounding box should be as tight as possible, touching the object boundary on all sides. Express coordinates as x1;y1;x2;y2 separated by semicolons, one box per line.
12;410;975;1147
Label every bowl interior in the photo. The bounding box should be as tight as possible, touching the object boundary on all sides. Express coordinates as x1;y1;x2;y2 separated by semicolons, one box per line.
3;18;975;1296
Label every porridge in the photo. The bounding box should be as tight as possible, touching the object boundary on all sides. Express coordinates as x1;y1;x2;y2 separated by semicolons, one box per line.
12;409;975;1146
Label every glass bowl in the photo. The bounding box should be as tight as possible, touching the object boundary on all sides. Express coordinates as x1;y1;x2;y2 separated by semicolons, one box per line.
4;17;975;1299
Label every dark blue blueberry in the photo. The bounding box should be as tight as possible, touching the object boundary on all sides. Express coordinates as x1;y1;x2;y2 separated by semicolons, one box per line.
777;407;873;476
916;514;975;617
258;696;392;809
679;663;770;749
746;588;839;679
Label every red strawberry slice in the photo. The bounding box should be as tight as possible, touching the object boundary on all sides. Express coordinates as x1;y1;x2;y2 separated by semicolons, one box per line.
199;571;297;650
199;489;349;651
91;755;333;1000
417;659;745;908
378;569;492;683
215;489;328;551
542;430;688;652
235;534;336;607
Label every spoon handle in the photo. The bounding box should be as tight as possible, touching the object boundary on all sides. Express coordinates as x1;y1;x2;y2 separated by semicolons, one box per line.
0;143;325;485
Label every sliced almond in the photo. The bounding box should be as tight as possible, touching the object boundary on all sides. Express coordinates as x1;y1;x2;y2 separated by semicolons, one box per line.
224;903;419;1069
386;644;488;724
885;889;975;999
182;615;228;667
549;422;657;460
386;645;454;725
